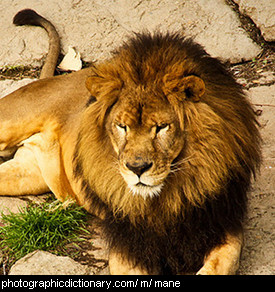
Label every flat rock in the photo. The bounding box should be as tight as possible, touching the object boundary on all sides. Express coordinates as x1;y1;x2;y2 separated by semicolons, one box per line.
9;250;90;275
239;85;275;274
0;0;261;67
0;195;49;220
0;197;27;219
234;0;275;42
247;85;275;196
103;0;261;63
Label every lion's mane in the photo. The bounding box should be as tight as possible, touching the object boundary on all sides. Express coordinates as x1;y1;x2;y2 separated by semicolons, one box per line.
74;33;261;273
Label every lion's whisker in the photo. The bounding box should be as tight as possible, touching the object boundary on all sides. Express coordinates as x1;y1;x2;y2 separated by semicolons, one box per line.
170;155;195;169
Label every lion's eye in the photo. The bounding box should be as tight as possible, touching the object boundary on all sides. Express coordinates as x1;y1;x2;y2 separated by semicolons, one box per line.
116;123;127;132
156;123;169;134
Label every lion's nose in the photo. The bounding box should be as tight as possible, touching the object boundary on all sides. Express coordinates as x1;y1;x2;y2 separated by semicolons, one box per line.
126;161;153;177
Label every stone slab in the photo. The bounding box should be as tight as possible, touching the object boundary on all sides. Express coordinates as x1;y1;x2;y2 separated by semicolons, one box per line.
0;197;27;219
234;0;275;42
9;250;90;275
239;84;275;274
0;0;261;68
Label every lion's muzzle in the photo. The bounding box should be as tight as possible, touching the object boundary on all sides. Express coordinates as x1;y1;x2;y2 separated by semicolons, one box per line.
119;158;166;199
125;160;153;177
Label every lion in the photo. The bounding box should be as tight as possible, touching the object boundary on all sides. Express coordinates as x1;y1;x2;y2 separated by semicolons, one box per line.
0;9;261;275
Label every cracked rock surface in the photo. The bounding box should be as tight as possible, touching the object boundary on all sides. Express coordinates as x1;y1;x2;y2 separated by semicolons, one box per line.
234;0;275;42
0;0;261;67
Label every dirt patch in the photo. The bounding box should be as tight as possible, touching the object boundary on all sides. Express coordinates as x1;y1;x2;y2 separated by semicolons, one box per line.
58;215;108;273
226;0;274;89
230;48;275;89
0;65;40;80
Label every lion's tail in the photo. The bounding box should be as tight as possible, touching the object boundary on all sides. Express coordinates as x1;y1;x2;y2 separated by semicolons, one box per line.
13;9;60;79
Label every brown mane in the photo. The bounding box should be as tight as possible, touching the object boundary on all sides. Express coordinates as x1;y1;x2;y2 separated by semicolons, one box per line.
74;32;261;273
75;32;261;222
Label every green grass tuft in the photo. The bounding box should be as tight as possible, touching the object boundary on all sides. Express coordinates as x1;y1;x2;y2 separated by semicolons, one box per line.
0;200;88;261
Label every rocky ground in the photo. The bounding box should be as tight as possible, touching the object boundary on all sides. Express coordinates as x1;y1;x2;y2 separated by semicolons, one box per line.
0;0;274;275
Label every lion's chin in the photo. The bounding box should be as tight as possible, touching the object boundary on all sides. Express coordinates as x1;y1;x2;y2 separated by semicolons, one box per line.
129;183;163;199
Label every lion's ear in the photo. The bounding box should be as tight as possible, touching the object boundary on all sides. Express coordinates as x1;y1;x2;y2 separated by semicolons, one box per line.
85;73;123;126
163;75;205;102
86;75;123;99
85;76;101;97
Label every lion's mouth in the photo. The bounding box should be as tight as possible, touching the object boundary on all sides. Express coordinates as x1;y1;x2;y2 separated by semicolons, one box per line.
136;182;147;187
120;166;165;198
129;182;164;199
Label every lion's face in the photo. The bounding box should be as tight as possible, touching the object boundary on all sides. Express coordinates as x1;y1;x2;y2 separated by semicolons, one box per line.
86;62;206;200
106;86;184;198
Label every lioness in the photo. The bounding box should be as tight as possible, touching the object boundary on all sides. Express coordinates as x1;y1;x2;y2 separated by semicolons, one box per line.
0;9;261;274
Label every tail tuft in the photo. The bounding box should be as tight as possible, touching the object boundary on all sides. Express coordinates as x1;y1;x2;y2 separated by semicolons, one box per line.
13;9;43;26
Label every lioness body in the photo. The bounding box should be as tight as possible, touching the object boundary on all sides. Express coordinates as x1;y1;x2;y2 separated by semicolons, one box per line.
0;69;91;203
0;10;261;274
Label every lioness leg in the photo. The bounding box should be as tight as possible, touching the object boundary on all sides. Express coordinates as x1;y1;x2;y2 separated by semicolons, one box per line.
0;147;49;195
197;232;243;275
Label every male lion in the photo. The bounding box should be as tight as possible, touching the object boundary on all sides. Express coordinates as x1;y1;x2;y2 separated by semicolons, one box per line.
0;9;261;274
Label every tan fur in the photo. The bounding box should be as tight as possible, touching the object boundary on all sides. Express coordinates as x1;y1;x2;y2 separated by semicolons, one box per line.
197;233;243;275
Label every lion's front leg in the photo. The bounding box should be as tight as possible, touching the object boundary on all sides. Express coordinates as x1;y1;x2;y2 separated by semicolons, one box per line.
197;232;243;275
